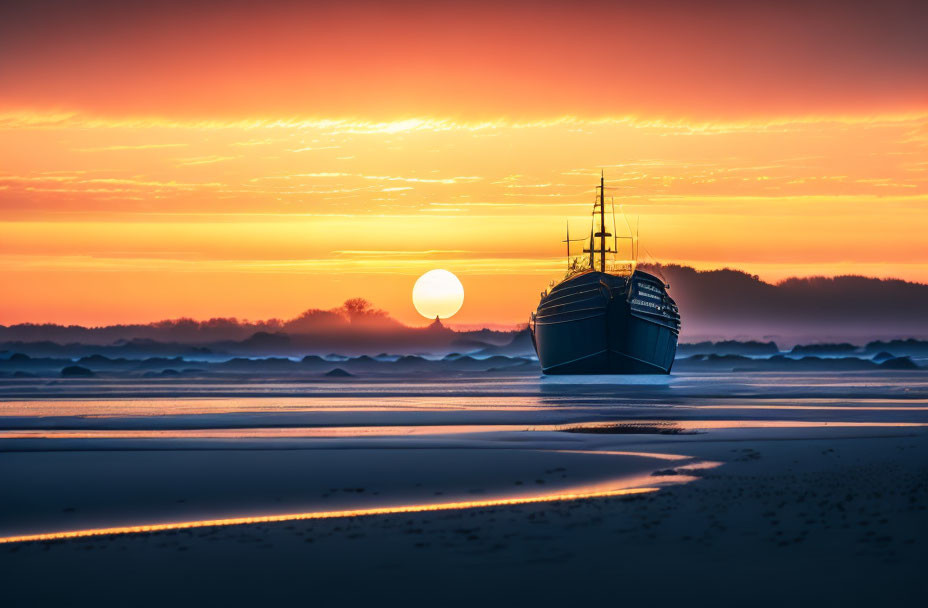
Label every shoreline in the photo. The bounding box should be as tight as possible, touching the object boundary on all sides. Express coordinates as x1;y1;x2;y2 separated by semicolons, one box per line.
3;427;925;605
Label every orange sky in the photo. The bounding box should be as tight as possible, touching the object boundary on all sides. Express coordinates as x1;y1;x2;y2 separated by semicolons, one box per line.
1;1;926;326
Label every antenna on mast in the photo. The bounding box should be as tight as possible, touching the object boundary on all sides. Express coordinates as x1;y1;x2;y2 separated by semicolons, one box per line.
588;225;594;269
611;195;618;271
564;221;570;269
599;173;605;272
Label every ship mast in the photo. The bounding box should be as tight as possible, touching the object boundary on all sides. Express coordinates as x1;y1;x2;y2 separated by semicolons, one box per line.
598;173;606;272
583;173;612;272
592;172;611;272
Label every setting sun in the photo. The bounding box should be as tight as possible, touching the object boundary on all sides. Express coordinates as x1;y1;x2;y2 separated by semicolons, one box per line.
412;269;464;320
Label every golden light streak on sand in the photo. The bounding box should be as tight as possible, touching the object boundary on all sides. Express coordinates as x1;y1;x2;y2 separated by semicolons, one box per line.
0;396;567;418
0;421;924;440
671;421;928;429
0;486;659;545
0;425;537;439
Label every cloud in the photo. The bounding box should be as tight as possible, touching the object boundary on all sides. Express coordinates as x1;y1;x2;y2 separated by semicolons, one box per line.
361;175;483;184
290;145;340;152
74;143;188;152
174;155;237;166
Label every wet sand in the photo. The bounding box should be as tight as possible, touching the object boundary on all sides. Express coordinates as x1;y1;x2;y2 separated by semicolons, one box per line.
1;372;925;605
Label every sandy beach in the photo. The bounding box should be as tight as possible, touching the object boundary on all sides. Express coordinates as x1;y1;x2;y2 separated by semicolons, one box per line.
1;371;926;605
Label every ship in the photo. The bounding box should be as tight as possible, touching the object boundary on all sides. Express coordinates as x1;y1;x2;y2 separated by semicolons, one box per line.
529;175;681;374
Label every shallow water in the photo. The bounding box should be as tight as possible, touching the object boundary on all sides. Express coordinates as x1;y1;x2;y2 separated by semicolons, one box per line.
1;370;925;541
1;371;926;428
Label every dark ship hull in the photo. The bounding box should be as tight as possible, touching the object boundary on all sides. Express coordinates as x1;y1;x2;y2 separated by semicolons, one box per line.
530;270;680;374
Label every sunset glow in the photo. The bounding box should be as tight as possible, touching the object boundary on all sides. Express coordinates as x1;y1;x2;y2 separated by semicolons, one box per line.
1;1;926;326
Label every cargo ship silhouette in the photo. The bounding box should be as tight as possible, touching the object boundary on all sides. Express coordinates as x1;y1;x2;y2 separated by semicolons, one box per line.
530;175;680;374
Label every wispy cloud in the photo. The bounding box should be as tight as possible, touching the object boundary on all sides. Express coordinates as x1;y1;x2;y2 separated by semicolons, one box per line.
7;110;926;134
361;175;482;184
290;145;340;152
75;143;189;152
174;155;237;166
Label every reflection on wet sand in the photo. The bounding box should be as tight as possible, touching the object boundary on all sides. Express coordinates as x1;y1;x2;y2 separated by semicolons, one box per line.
1;395;926;420
0;425;528;439
0;396;549;417
0;483;666;545
671;420;928;429
1;419;925;440
697;403;928;410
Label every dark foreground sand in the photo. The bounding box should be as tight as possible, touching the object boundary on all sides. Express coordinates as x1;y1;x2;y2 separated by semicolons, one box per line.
3;428;925;607
3;372;926;606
